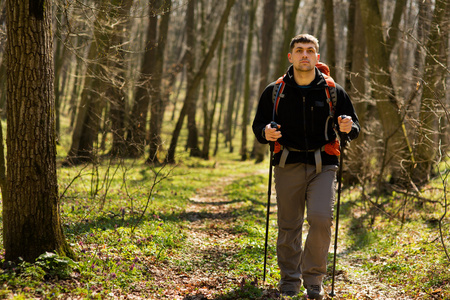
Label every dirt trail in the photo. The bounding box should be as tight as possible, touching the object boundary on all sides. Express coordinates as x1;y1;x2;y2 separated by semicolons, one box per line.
147;176;246;299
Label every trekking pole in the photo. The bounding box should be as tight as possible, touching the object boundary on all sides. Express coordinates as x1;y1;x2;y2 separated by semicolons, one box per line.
330;118;348;297
263;121;278;284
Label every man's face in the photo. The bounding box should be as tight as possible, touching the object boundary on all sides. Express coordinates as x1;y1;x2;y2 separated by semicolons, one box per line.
288;42;320;72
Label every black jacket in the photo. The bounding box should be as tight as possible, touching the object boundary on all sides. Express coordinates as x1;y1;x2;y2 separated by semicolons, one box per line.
252;65;360;166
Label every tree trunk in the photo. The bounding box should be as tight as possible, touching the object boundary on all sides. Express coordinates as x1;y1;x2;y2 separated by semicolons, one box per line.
0;59;6;117
126;0;161;158
359;0;414;181
344;0;367;184
54;7;68;143
165;0;237;164
225;3;246;152
385;0;408;56
252;0;277;163
66;0;112;165
344;0;356;92
240;0;258;161
0;119;6;205
185;0;201;157
274;0;302;77
412;0;449;185
349;0;367;134
108;0;134;157
214;25;231;157
69;47;85;131
4;0;73;262
412;0;432;82
202;35;224;160
323;0;336;76
147;0;172;164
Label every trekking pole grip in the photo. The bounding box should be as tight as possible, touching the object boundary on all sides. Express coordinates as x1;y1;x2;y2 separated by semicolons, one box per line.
339;115;349;149
269;121;278;152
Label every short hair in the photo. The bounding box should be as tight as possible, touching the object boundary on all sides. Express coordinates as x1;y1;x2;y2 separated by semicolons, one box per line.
289;34;320;53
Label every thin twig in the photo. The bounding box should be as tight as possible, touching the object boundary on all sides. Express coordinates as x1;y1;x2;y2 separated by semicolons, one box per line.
59;164;89;201
130;163;177;234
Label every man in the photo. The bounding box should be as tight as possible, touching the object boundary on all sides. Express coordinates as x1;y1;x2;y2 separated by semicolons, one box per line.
252;34;360;299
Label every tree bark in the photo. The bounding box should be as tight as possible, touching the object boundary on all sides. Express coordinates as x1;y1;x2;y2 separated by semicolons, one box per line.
344;0;356;92
185;0;201;157
126;0;161;158
359;0;414;181
240;0;258;161
147;0;172;164
412;0;449;185
202;35;224;159
252;0;277;163
344;0;367;184
385;0;407;56
66;0;113;165
54;7;68;143
0;119;6;206
274;0;302;77
214;26;231;157
69;44;85;131
4;0;73;262
323;0;336;76
412;0;432;81
108;0;134;157
165;0;237;164
349;0;367;133
224;3;246;153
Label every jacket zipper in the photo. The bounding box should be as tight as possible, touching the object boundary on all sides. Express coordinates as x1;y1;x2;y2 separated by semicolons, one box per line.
302;96;309;151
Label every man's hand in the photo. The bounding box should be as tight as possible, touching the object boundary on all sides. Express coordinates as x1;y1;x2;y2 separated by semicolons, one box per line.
338;115;353;134
265;123;282;141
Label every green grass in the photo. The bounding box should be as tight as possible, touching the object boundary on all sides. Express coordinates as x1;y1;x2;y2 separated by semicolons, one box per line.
327;182;450;299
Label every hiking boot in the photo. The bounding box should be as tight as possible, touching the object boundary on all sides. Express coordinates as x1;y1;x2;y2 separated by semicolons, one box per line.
305;284;324;299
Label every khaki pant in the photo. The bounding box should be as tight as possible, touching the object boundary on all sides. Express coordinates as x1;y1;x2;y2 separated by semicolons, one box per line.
274;163;338;293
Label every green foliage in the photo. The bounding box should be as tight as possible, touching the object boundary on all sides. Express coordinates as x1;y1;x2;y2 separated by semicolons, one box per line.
35;252;77;279
0;253;76;298
327;183;450;299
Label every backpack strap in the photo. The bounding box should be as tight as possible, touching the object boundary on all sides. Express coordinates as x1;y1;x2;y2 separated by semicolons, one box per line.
270;76;285;154
272;76;285;120
316;62;337;118
322;73;338;141
322;74;337;117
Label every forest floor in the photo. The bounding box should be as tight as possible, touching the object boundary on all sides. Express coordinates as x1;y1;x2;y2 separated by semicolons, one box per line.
0;158;448;300
145;173;424;300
